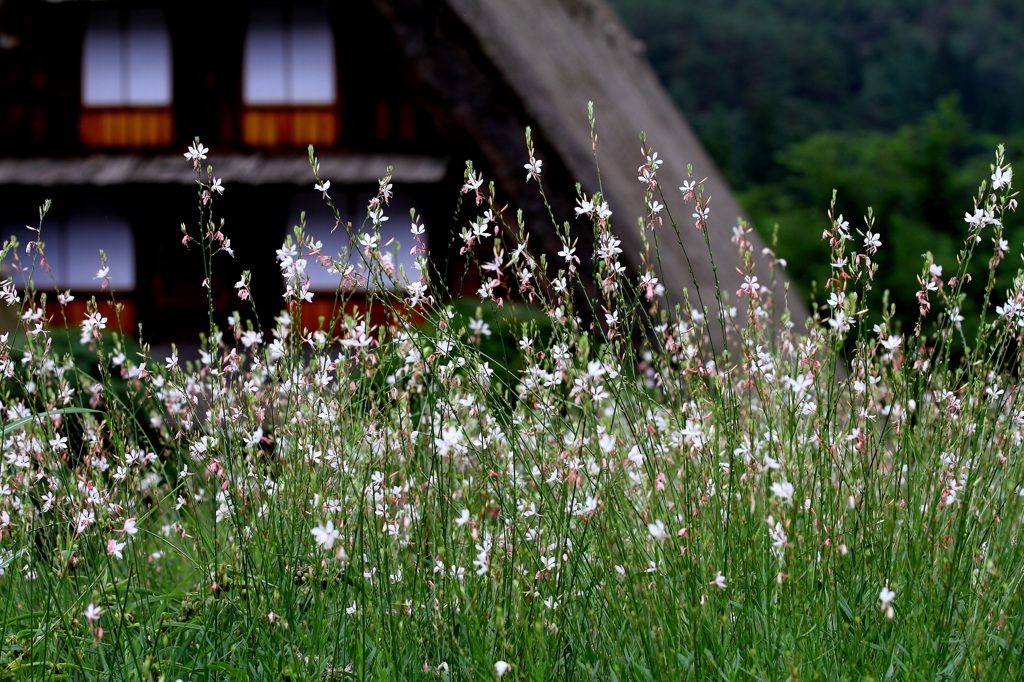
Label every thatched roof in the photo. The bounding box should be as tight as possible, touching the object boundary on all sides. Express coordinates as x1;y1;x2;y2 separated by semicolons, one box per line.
377;0;807;331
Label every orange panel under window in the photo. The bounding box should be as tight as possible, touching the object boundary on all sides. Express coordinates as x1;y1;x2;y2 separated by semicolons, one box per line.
241;108;338;147
44;298;136;336
297;296;423;336
79;109;173;148
375;101;391;141
374;101;418;142
398;102;416;141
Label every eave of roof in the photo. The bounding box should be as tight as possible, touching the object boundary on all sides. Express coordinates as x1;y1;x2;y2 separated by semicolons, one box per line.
0;154;449;186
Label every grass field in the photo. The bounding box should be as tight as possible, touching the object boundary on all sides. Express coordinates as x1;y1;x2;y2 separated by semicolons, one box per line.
1;130;1022;680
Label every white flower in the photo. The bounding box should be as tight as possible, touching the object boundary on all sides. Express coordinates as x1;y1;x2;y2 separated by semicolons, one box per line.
558;243;577;263
828;310;850;334
210;177;224;195
468;318;491;337
315;180;331;195
243;427;263;449
992;166;1012;190
709;571;726;589
879;583;896;619
738;275;760;297
83;603;102;622
184;141;208;163
863;230;881;252
880;335;902;352
107;538;127;560
834;214;851;240
965;209;984;228
768;519;787;555
312;520;341;550
358;232;379;250
494;661;511;677
524;157;542;181
647;520;667;542
770;480;794;505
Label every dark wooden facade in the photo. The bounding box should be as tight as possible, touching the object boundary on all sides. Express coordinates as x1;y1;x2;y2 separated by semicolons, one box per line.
0;0;801;344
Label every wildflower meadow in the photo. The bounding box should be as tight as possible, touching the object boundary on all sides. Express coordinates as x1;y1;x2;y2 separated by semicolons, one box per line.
1;113;1023;680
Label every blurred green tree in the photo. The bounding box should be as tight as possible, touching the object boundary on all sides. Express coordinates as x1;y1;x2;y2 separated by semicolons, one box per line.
609;0;1024;336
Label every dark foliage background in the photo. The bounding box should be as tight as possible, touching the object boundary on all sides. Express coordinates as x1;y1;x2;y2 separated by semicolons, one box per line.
609;0;1024;332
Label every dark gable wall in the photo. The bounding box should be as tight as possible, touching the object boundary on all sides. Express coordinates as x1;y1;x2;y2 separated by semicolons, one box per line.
373;0;599;308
